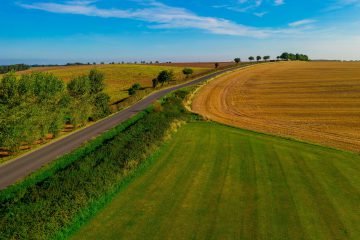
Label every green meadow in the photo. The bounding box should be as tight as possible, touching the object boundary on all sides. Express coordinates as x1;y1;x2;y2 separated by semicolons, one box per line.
72;122;360;240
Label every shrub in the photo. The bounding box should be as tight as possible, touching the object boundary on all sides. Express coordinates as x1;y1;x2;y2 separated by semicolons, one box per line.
182;68;194;78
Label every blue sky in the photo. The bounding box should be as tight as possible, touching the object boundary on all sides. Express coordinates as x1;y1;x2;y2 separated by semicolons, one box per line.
1;0;360;64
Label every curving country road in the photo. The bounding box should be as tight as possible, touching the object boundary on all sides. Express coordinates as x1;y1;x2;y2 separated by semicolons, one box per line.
0;65;245;189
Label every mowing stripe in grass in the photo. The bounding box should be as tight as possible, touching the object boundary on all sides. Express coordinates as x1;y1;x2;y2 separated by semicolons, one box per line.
71;122;360;240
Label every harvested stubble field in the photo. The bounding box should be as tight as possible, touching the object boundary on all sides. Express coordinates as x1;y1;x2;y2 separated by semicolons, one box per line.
192;61;360;152
13;64;210;102
72;122;360;240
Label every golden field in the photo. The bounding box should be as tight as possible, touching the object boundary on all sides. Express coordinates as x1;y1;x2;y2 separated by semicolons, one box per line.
13;64;211;103
192;61;360;152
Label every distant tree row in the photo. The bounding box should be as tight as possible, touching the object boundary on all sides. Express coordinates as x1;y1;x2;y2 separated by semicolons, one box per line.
0;64;30;74
247;56;271;62
278;52;309;61
241;53;310;63
236;56;271;63
0;69;110;149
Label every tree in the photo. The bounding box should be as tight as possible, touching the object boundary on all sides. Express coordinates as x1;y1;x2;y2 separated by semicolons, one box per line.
89;69;105;94
132;83;141;90
280;52;289;60
215;63;219;68
263;56;270;62
0;72;18;104
157;70;174;86
152;78;159;88
234;58;241;64
128;83;141;96
256;56;262;62
92;92;111;119
249;56;255;62
289;53;296;61
67;76;90;98
182;68;194;78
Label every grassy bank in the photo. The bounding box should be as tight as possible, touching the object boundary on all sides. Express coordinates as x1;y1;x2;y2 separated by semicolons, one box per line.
72;122;360;240
0;88;194;240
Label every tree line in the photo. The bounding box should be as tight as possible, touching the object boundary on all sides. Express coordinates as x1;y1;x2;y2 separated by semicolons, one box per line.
278;52;309;61
234;52;310;63
0;64;30;74
0;69;110;150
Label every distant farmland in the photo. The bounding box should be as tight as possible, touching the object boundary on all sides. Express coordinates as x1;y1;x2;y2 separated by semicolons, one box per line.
13;64;211;102
72;122;360;240
155;61;235;68
193;61;360;152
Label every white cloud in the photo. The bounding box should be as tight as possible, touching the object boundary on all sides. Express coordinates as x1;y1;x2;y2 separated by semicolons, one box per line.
325;0;360;11
18;0;284;37
274;0;285;6
289;19;316;27
254;12;268;17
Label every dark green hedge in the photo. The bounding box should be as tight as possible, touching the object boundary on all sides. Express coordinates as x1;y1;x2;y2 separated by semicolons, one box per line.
0;64;30;74
0;89;191;240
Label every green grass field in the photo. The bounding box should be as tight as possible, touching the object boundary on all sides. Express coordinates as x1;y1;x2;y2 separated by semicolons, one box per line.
71;122;360;240
11;64;210;103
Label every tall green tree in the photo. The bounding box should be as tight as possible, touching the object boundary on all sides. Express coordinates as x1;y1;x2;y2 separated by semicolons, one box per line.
89;69;105;94
92;92;111;119
0;72;18;105
234;58;241;64
67;76;90;98
157;70;174;86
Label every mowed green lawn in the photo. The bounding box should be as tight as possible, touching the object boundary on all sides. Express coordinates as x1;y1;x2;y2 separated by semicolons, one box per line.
72;122;360;240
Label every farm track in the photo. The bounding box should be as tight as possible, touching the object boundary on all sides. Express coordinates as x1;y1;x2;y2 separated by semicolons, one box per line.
192;61;360;153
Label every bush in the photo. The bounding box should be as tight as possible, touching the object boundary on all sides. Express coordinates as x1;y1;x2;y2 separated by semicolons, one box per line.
182;68;194;78
132;83;141;90
128;83;142;96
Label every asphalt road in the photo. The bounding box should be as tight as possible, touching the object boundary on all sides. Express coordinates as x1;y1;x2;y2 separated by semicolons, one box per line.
0;66;241;189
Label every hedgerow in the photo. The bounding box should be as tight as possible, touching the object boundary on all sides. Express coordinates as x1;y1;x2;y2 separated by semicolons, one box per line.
0;88;192;240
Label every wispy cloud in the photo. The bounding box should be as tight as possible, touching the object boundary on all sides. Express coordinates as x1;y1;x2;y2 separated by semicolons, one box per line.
274;0;285;6
213;0;284;15
254;12;268;17
18;0;297;38
289;19;316;27
325;0;360;11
